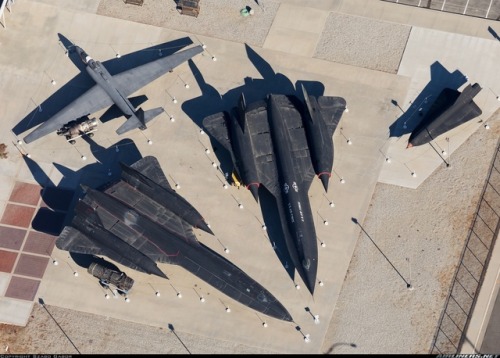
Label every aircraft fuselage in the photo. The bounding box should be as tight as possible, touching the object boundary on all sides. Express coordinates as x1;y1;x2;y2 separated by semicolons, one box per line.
70;199;167;278
76;46;140;123
203;89;347;296
267;95;318;293
83;186;293;322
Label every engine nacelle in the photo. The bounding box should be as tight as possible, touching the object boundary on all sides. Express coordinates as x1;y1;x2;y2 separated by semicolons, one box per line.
57;117;98;143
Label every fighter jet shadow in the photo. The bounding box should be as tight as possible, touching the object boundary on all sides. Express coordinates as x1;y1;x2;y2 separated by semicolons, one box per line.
12;34;195;137
182;43;328;283
24;138;142;270
23;156;78;236
389;61;467;138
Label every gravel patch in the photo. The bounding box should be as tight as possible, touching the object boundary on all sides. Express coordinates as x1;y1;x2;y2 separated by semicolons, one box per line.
314;13;411;73
0;303;276;354
97;2;411;72
96;0;281;47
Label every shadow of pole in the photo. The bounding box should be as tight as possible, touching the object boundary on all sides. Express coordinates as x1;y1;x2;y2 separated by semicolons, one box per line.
428;141;451;167
168;323;191;354
351;218;410;288
461;333;481;354
324;342;357;354
391;99;405;114
487;26;500;41
38;298;81;354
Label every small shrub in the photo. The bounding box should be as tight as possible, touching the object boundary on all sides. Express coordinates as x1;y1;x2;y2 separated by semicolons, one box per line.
0;143;8;159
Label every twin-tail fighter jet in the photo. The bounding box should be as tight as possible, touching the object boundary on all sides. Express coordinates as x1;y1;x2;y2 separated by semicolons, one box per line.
55;156;292;322
22;40;203;144
203;85;347;295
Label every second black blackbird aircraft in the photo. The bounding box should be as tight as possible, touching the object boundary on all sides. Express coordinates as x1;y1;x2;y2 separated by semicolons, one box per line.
203;85;346;295
55;156;292;322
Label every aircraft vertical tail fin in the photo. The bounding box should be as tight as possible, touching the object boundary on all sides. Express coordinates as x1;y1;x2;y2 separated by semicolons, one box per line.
457;83;482;106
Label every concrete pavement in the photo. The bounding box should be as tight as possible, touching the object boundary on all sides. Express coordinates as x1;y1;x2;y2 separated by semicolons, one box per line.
0;0;499;353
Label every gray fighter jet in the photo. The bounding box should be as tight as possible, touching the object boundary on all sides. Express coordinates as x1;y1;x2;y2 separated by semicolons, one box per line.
407;83;483;148
203;85;346;294
22;42;203;144
56;156;292;322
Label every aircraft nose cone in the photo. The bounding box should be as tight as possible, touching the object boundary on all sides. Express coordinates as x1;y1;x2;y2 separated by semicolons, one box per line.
298;257;318;296
270;304;294;322
197;220;214;235
251;292;293;322
305;279;316;295
149;263;168;279
248;184;260;202
319;173;330;192
283;312;293;322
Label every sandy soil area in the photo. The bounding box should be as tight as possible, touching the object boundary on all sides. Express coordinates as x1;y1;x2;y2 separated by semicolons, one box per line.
322;109;500;354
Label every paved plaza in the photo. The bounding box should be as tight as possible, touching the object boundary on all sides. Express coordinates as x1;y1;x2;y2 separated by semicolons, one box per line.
0;0;498;354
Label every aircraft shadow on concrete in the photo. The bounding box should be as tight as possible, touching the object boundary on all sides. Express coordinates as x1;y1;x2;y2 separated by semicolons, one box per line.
70;253;121;273
12;34;195;136
389;61;467;138
24;137;143;270
181;44;329;282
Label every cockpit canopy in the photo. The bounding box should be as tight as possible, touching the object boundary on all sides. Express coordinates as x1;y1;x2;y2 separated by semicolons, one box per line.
77;48;92;65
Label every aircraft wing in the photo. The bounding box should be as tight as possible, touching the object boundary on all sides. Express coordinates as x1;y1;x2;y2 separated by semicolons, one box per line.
23;85;113;144
317;96;347;137
302;84;346;139
56;226;152;274
430;84;483;134
204;107;282;197
120;156;213;235
456;101;482;124
56;226;107;256
203;112;233;153
203;103;279;195
129;155;171;190
58;197;167;272
104;178;200;246
113;45;204;97
244;105;281;197
277;98;316;190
